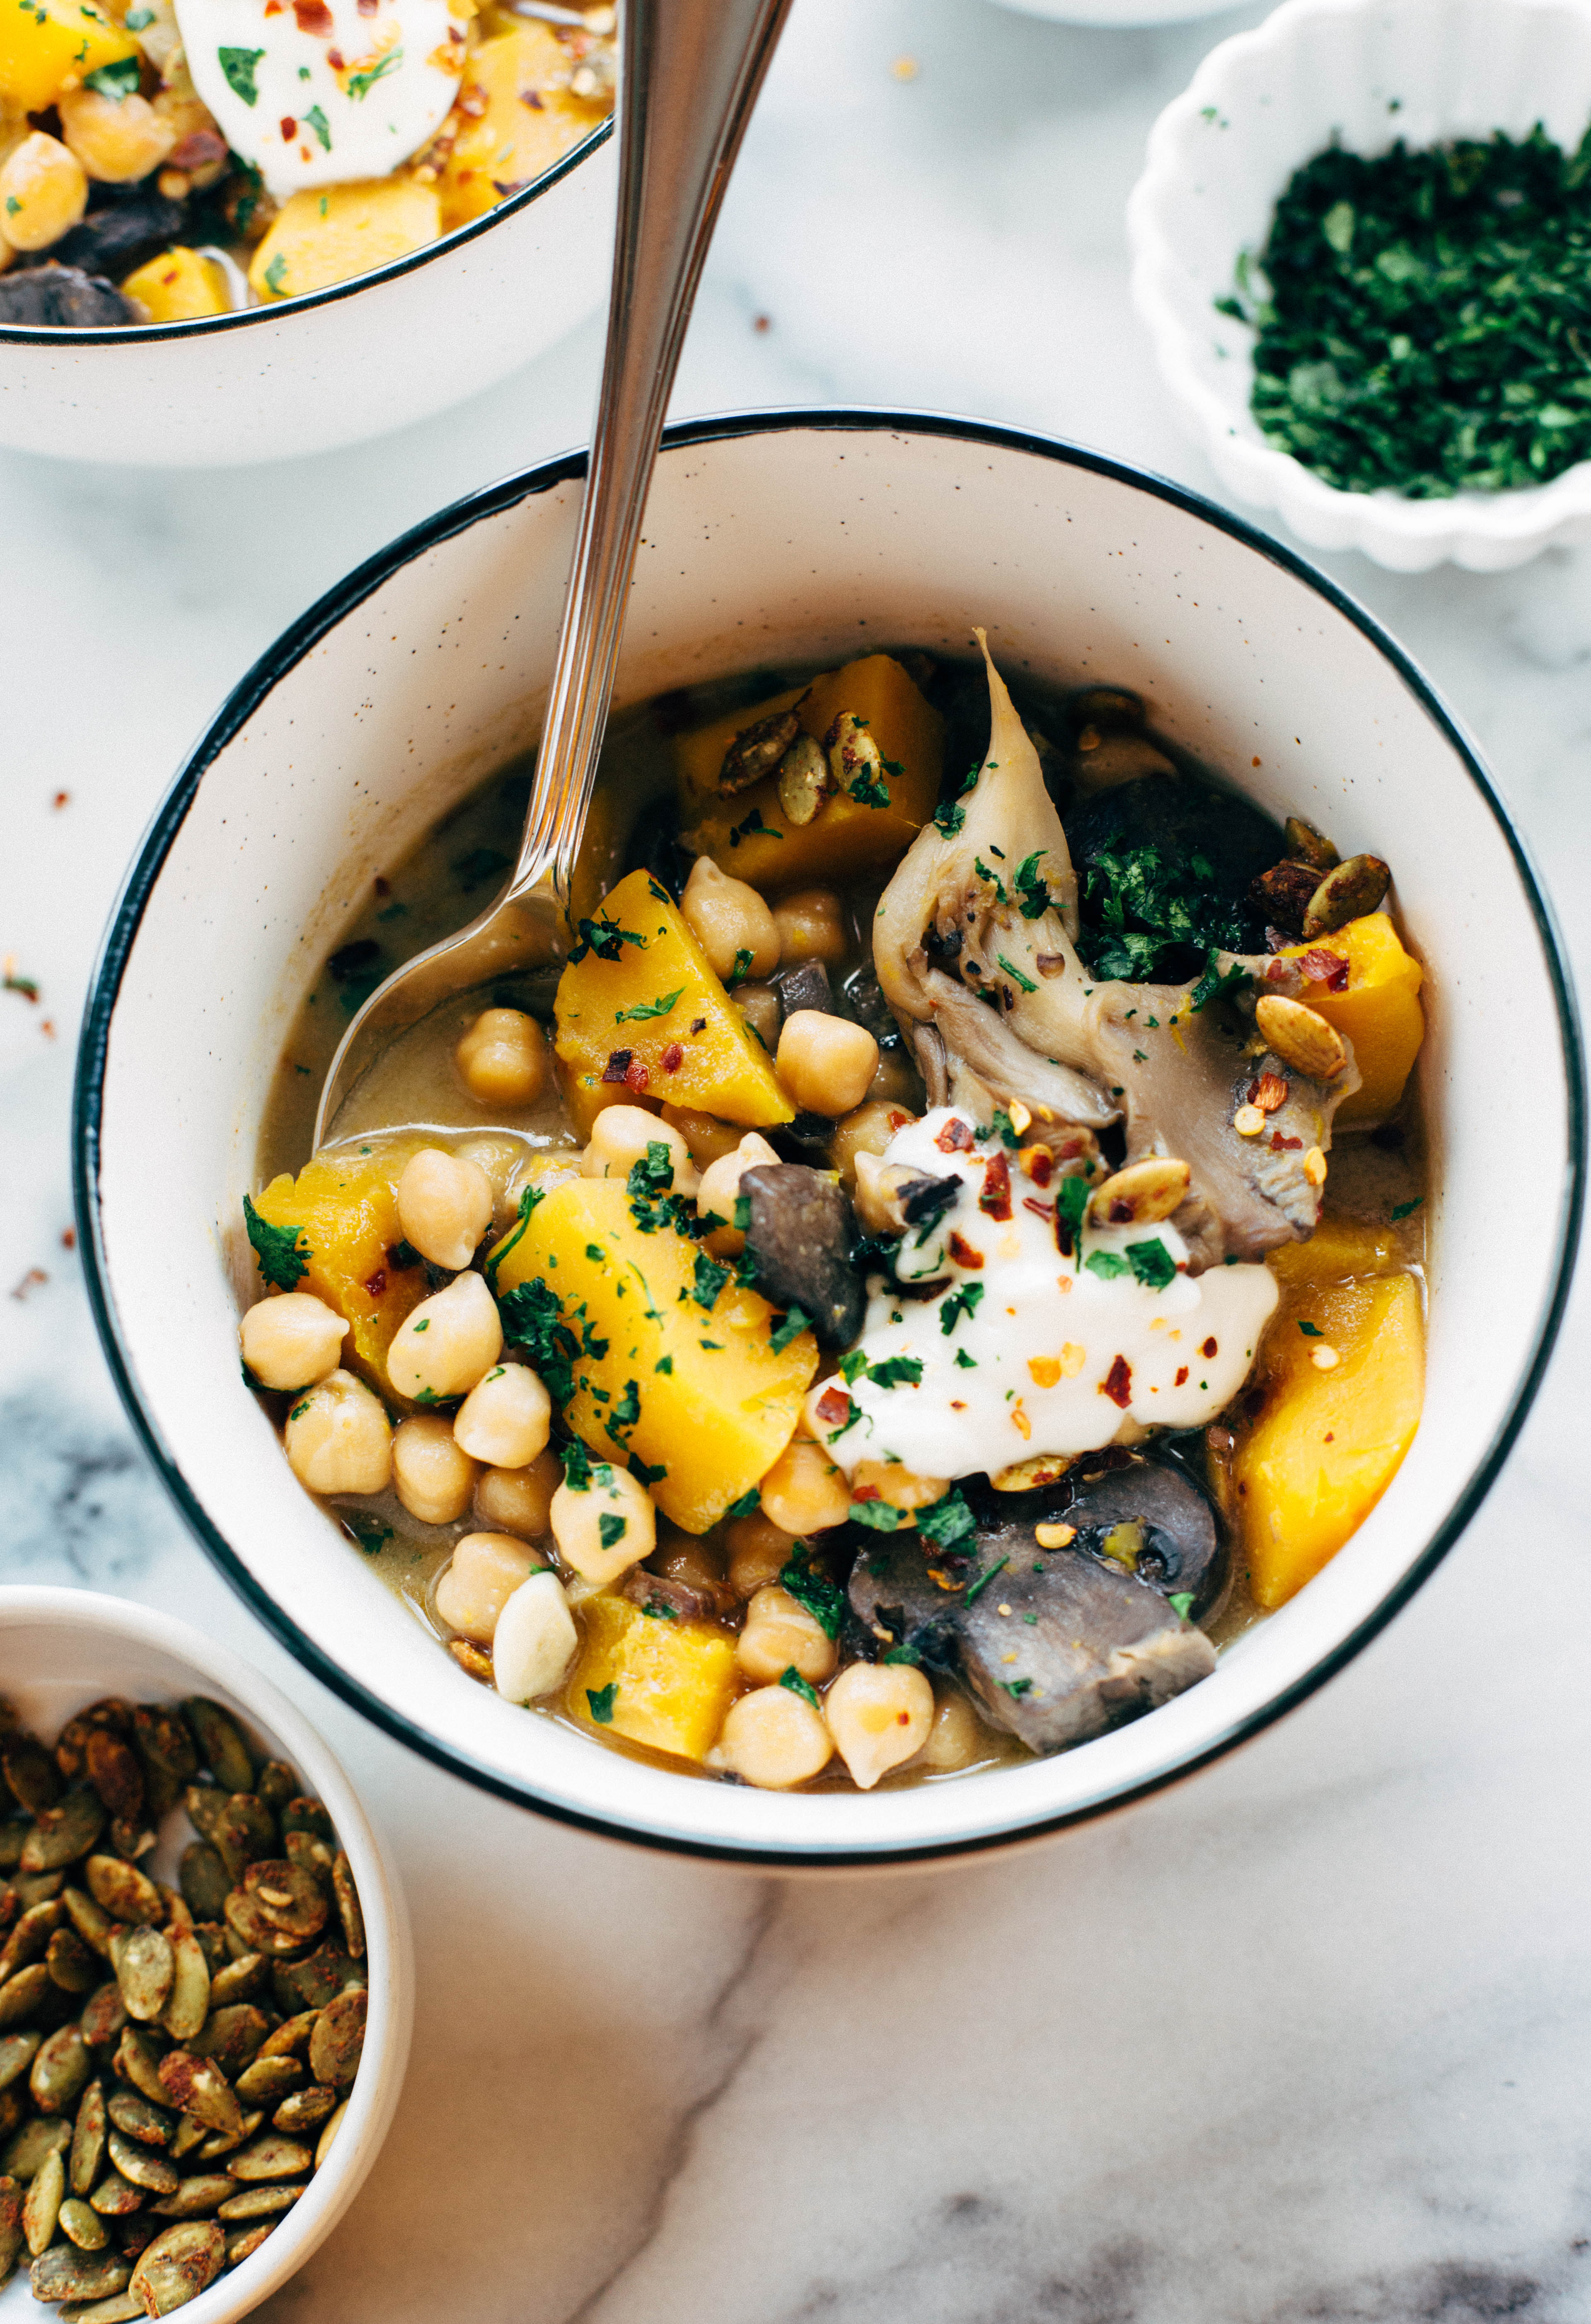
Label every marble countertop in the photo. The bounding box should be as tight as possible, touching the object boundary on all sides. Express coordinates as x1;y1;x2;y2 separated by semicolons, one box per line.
4;0;1591;2316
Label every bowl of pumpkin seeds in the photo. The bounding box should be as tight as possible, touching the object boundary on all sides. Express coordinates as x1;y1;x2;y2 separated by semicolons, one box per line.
0;1588;412;2322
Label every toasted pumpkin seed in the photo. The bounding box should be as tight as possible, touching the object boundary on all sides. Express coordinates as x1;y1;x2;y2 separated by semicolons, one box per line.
158;1933;209;2050
313;2099;346;2172
1254;994;1349;1082
213;1797;275;1886
114;2030;171;2110
0;2034;40;2094
46;1927;99;1998
14;1870;66;1912
207;1954;266;2010
188;2006;268;2076
2;1739;59;1817
1087;1155;1191;1229
0;1964;51;2031
189;1925;230;1976
85;1734;144;1825
718;705;800;795
0;1823;25;1872
130;2218;226;2315
169;2117;206;2162
273;1943;360;2017
990;1454;1074;1492
1301;853;1390;939
1283;814;1338;872
242;1860;327;1944
20;1791;105;1875
23;2141;64;2253
70;2081;107;2196
59;2291;144;2324
278;1799;334;1846
307;1990;365;2090
180;1790;228;1851
776;732;830;826
28;2245;131;2303
283;1830;334;1892
84;1857;161;1928
155;2053;240;2142
225;2131;311;2183
0;1896;64;1983
330;1853;365;1962
3;2111;70;2178
217;2180;302;2221
223;1890;307;1960
30;2023;90;2116
223;2221;275;2265
107;2128;180;2194
232;2056;301;2108
272;2085;336;2137
257;2012;318;2063
196;2109;261;2163
112;1925;174;2024
63;1888;114;1959
149;2174;233;2219
88;2170;144;2218
58;2195;108;2251
0;2087;22;2143
0;2173;22;2283
106;2087;173;2149
109;1817;157;1863
253;1762;299;1816
78;1983;126;2051
181;1704;254;1797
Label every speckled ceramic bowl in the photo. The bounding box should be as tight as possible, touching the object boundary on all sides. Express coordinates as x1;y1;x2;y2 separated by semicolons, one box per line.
0;119;612;467
0;1587;412;2320
74;409;1584;1866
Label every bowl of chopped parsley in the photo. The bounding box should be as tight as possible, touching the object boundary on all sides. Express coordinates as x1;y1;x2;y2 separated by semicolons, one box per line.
1128;0;1591;570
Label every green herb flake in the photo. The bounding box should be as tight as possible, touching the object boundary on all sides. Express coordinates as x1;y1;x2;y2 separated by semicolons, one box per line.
242;1194;308;1292
83;50;138;95
1085;1249;1130;1281
1392;1197;1424;1220
779;1666;820;1708
728;807;782;846
954;1348;978;1370
768;1307;811;1355
304;101;330;150
598;1512;628;1551
342;1516;392;1556
1001;1678;1033;1699
347;41;401;97
691;1251;730;1311
217;43;264;103
850;1499;904;1531
263;251;288;295
963;1555;1008;1606
586;1683;617;1724
1298;1319;1324;1337
938;1281;985;1336
1124;1238;1178;1291
724;1487;761;1520
485;1181;545;1290
616;987;684;1024
1013;851;1051;919
1168;1592;1197;1621
654;1354;674;1375
918;1488;977;1556
779;1545;845;1638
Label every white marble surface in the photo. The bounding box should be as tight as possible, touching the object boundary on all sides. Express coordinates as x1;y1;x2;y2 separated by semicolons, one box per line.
4;1;1591;2316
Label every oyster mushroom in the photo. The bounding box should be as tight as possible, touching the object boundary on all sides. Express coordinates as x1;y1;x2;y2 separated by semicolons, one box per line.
739;1164;866;1349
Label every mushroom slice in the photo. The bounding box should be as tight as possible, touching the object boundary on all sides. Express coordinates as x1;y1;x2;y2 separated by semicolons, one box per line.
740;1164;865;1350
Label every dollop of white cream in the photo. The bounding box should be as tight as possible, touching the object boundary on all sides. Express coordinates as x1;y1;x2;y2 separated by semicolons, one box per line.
821;1110;1279;1482
179;0;465;198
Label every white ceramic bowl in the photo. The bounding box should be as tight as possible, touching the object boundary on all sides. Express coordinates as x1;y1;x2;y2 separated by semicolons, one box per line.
0;1587;413;2321
74;409;1584;1866
0;123;612;467
1128;0;1591;570
987;0;1236;24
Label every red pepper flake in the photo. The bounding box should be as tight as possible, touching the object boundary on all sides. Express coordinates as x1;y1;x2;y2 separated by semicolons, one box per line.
1101;1196;1135;1225
60;1227;75;1251
624;1058;651;1094
1248;1073;1290;1113
1100;1354;1132;1409
936;1116;975;1154
1300;947;1349;993
280;115;297;140
1264;956;1291;981
851;1483;881;1502
356;0;377;12
601;1048;633;1084
10;1268;46;1302
374;875;390;898
948;1231;985;1270
1201;1336;1218;1359
1175;1365;1188;1387
689;1017;707;1035
661;1042;683;1074
1023;1148;1054;1188
293;0;332;29
363;1270;387;1298
815;1386;851;1428
52;791;69;810
1021;1197;1054;1222
979;1150;1012;1220
520;86;544;108
1270;1131;1303;1151
3;971;39;1003
326;44;344;64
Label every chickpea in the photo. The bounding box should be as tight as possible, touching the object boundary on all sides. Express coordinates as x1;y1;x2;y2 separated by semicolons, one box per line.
695;1131;781;1252
736;1585;837;1686
473;1448;561;1539
680;855;780;982
392;1414;479;1525
239;1292;347;1392
759;1438;850;1536
922;1688;989;1773
455;1007;547;1109
453;1135;532;1227
550;1459;655;1585
849;1461;949;1514
453;1362;550;1469
283;1370;391;1497
830;1101;917;1186
435;1530;543;1645
396;1147;494;1271
863;1046;920;1107
771;888;848;966
0;133;87;251
712;1686;832;1789
58;88;175;184
493;1570;578;1704
580;1104;699;1195
387;1269;503;1403
823;1661;934;1790
648;1529;730;1612
726;1512;795;1599
776;1010;880;1119
660;1105;744;1171
734;983;781;1051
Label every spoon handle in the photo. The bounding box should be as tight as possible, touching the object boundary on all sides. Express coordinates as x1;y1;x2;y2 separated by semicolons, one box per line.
508;0;795;908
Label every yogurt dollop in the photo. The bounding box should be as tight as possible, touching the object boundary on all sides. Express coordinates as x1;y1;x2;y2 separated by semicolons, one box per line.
819;1110;1279;1482
179;0;467;198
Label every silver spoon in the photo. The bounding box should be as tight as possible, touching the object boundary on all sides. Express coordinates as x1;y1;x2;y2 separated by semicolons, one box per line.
315;0;794;1148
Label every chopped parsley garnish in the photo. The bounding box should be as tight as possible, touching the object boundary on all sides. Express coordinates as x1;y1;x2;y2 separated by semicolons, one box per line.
962;1555;1008;1605
500;1276;581;1402
585;1683;617;1724
996;952;1037;995
347;42;402;97
608;1380;641;1443
484;1181;544;1290
1078;836;1253;983
728;807;782;846
724;1487;761;1520
1001;1678;1033;1699
768;1307;811;1355
779;1545;845;1638
1124;1238;1178;1290
1013;851;1051;919
83;51;138;96
848;766;891;809
654;1354;674;1375
242;1195;308;1292
726;947;754;990
615;988;684;1024
627;1144;692;1236
218;44;265;103
630;1455;668;1487
303;102;331;150
1085;1250;1130;1282
691;1252;730;1311
1392;1197;1424;1220
1168;1592;1196;1621
263;253;288;296
850;1499;904;1531
860;1354;923;1390
1190;951;1250;1012
1298;1319;1324;1337
954;1348;978;1370
933;799;967;836
917;1488;977;1556
561;1437;594;1490
779;1666;820;1708
598;1512;628;1551
570;913;645;964
938;1281;985;1336
1055;1174;1090;1260
342;1517;393;1556
974;857;1007;901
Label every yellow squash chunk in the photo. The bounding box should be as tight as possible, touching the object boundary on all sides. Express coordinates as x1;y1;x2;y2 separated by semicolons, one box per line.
566;1592;737;1764
1237;1270;1424;1609
248;178;440;303
435;23;605;232
1267;1217;1401;1288
554;866;793;1131
1282;913;1424;1123
491;1176;817;1533
677;653;944;895
121;245;229;321
0;0;135;115
250;1137;428;1398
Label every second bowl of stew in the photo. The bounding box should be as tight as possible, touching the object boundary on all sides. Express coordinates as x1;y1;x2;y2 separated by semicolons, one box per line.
76;411;1583;1865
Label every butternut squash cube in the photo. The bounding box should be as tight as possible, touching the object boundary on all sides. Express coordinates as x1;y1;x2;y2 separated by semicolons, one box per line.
435;23;606;233
248;177;440;303
1267;1217;1401;1288
677;653;944;896
121;245;230;321
554;867;793;1131
490;1175;817;1533
566;1591;737;1764
1282;912;1424;1123
250;1138;429;1399
0;0;136;116
1237;1269;1424;1609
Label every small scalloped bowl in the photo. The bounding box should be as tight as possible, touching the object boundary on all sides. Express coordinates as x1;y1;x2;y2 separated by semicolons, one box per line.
1127;0;1591;572
0;1587;413;2324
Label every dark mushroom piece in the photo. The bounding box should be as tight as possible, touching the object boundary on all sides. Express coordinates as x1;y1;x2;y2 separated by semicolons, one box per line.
22;189;189;287
0;266;135;328
739;1164;865;1349
771;960;833;1018
1040;1454;1225;1615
